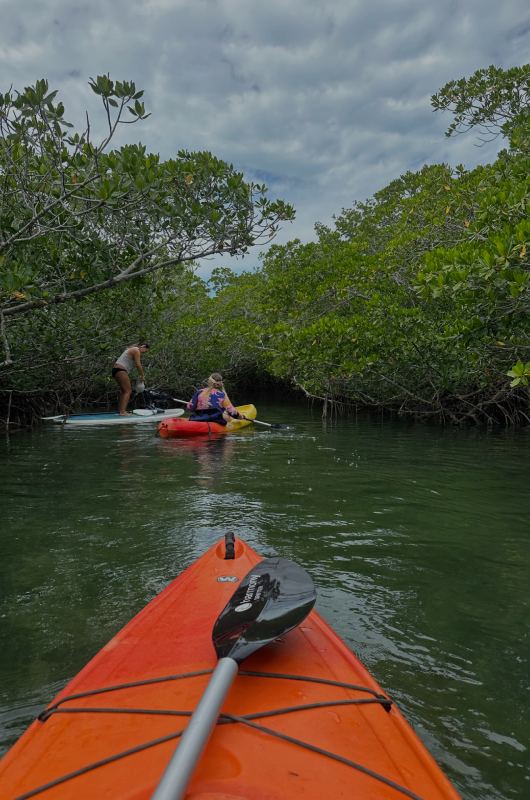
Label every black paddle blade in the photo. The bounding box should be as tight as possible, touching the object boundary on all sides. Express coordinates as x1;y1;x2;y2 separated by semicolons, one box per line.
212;557;316;663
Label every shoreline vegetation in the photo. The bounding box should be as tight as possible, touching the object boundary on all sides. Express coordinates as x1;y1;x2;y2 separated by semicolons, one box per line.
1;66;529;429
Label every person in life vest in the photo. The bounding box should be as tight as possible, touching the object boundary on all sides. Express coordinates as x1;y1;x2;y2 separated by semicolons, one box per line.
112;343;149;415
187;373;245;425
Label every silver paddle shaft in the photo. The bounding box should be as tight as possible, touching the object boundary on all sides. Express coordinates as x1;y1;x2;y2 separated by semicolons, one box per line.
152;657;238;800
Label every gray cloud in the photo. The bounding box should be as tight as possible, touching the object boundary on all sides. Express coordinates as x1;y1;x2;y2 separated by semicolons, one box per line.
1;0;529;276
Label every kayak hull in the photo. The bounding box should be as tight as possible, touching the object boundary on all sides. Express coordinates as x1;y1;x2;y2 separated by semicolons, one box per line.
158;404;257;438
42;408;185;426
0;537;460;800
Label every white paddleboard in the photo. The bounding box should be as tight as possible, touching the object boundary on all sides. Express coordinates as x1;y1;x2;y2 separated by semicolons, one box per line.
42;408;185;426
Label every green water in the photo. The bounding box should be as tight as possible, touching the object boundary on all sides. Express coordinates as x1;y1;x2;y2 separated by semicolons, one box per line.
1;403;528;798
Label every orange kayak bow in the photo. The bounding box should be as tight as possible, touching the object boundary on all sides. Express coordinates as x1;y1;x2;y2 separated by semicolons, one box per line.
0;535;460;800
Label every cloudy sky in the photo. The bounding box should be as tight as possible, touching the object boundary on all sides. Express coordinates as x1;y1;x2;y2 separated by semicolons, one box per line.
2;0;530;276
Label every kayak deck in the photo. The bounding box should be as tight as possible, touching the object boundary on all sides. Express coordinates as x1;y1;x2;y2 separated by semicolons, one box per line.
158;404;257;438
0;537;460;799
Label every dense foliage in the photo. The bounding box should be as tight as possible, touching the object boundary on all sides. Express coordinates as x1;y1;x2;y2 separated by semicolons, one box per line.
1;66;529;427
205;64;530;425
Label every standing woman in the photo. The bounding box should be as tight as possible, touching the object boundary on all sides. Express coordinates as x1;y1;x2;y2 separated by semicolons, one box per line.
112;343;149;415
187;373;243;424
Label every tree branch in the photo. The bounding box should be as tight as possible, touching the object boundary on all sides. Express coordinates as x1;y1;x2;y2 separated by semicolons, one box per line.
0;312;13;366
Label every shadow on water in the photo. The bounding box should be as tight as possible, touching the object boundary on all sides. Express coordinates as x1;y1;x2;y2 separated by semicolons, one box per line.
0;403;529;799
